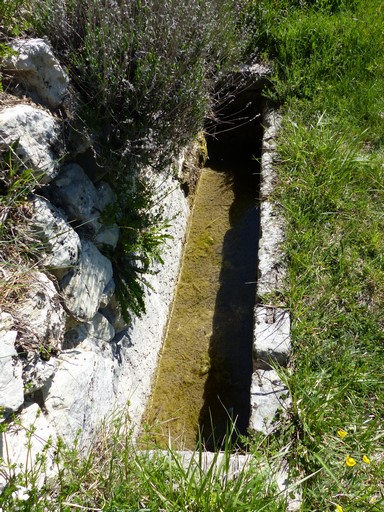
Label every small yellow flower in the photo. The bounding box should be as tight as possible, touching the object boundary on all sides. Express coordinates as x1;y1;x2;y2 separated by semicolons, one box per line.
335;505;343;512
362;454;371;464
346;455;357;467
337;428;348;439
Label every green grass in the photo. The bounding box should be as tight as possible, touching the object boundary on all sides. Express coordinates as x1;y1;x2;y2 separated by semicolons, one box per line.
0;0;31;90
0;141;44;313
249;0;384;510
0;413;286;511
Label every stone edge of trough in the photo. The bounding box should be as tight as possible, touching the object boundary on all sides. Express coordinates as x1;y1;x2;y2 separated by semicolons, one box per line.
249;105;301;511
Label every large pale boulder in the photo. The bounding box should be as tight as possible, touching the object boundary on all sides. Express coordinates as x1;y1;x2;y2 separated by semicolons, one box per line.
249;369;290;435
30;195;81;274
63;312;115;351
12;271;66;357
4;38;69;109
0;312;23;418
0;105;62;182
60;240;113;321
0;403;57;491
50;164;119;247
42;348;116;445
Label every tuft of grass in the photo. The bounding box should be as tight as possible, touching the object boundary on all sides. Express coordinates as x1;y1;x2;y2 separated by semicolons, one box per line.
0;141;43;311
0;0;31;91
0;411;286;511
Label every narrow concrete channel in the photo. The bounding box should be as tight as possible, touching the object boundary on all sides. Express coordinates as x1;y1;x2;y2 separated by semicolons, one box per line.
140;97;301;509
143;86;263;450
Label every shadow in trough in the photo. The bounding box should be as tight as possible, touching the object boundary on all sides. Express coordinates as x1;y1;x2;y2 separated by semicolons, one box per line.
198;125;261;450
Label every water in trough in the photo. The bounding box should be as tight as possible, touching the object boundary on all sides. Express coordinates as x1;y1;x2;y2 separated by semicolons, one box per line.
143;95;262;450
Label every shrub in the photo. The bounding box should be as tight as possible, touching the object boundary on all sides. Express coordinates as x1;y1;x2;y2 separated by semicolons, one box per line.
26;0;254;320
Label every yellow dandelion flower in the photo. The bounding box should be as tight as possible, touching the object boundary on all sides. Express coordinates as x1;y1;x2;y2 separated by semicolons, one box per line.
346;455;357;467
335;505;343;512
337;429;348;439
362;455;371;464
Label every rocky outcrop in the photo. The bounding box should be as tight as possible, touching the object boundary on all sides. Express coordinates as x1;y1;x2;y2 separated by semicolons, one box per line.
0;104;62;182
4;38;69;109
30;194;81;273
0;37;190;478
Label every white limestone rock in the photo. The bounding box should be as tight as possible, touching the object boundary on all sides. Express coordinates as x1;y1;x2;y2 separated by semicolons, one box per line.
30;195;81;273
260;109;282;199
63;312;115;351
142;450;253;479
42;348;116;445
275;460;303;512
232;62;273;91
4;38;69;109
96;181;115;208
0;105;62;183
99;279;116;309
0;313;23;418
23;357;57;395
51;164;119;248
60;239;113;321
94;181;120;249
257;109;285;297
249;369;290;435
51;163;101;233
0;403;57;492
12;271;66;355
100;293;126;333
94;221;120;250
253;306;291;370
257;201;286;296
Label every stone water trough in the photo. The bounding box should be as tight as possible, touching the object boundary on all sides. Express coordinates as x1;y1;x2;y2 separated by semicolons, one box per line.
0;38;299;509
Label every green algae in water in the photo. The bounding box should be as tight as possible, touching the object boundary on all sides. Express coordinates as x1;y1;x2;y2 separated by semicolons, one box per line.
142;165;258;450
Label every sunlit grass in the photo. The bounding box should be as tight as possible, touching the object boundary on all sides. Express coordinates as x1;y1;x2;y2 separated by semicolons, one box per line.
254;0;384;509
0;412;286;511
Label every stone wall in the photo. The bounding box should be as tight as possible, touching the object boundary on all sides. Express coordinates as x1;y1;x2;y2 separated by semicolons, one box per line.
249;108;301;511
0;39;189;487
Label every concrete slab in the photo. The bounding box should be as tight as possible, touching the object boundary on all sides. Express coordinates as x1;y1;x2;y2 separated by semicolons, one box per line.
253;306;291;369
249;369;290;435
